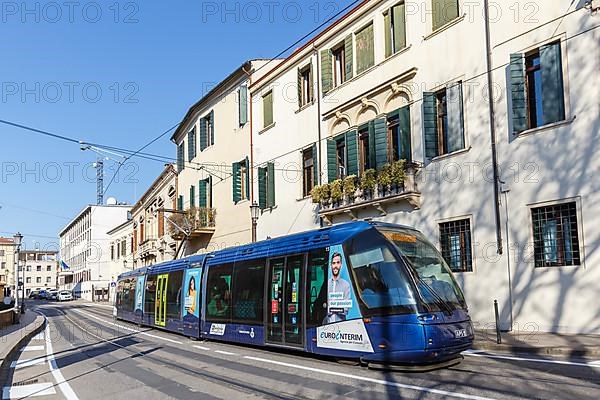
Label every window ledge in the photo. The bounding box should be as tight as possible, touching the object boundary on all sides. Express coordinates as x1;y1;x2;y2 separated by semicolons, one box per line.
383;44;412;63
295;100;315;114
261;205;277;214
296;196;312;202
258;122;276;135
429;146;471;162
423;14;466;41
515;116;576;139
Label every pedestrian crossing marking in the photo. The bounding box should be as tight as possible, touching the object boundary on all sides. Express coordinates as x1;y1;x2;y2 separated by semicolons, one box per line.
21;345;45;352
2;382;56;399
10;357;48;369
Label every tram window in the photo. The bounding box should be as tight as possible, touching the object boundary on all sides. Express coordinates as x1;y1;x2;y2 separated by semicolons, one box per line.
116;282;123;307
306;249;328;328
232;259;265;324
145;275;157;314
166;270;183;319
121;278;135;312
206;263;233;321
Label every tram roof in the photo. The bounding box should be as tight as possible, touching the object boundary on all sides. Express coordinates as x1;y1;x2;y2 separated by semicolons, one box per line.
117;221;414;280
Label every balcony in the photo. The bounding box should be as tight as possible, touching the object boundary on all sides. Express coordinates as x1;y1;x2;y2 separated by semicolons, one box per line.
168;207;216;240
138;238;159;259
315;161;421;225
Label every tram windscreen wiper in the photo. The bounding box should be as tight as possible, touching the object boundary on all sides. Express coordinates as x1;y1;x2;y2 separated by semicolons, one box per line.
416;276;454;316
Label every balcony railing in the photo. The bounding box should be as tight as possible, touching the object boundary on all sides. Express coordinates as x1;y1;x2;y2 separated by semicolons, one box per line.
138;238;158;257
315;161;421;225
168;207;216;240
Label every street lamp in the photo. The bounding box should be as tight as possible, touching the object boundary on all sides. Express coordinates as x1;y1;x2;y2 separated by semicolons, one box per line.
13;232;24;314
250;202;260;243
123;259;128;270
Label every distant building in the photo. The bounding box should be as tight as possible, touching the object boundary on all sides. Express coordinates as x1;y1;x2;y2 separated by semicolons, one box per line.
18;250;58;296
107;219;134;301
59;204;131;301
0;237;16;299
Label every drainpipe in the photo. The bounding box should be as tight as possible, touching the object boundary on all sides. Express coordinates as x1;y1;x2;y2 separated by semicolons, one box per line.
242;63;255;236
314;44;324;228
483;0;503;255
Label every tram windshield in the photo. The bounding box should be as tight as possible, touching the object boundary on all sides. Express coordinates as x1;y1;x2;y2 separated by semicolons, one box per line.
378;228;466;311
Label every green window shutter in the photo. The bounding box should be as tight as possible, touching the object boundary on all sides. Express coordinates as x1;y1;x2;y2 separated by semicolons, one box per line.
245;156;250;200
188;130;196;161
433;0;458;31
177;195;183;211
309;64;314;102
345;130;358;176
446;82;465;153
327;138;338;183
208;176;213;208
199;117;208;151
368;121;377;168
209;110;215;146
540;42;565;125
297;68;303;108
198;179;207;208
267;162;275;207
258;167;267;210
189;185;196;208
177;144;184;172
263;92;273;127
312;142;319;185
398;105;412;162
344;35;353;80
373;118;389;169
239;85;248;126
232;162;241;203
509;53;528;134
356;24;374;75
384;11;392;58
393;3;406;52
320;49;333;94
423;92;439;158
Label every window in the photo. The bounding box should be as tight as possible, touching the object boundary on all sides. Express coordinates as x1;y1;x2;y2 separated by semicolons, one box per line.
336;138;346;178
359;125;372;173
46;277;52;283
263;91;273;128
232;158;250;203
306;249;328;328
510;42;565;134
47;265;52;271
439;219;473;272
200;111;214;150
187;127;197;161
239;85;248;126
423;82;465;158
384;3;406;57
206;263;233;321
177;143;185;172
258;162;275;209
18;265;22;272
198;178;212;209
36;277;41;283
355;23;374;75
26;277;31;283
302;146;317;197
0;250;4;256
177;195;184;211
432;0;459;31
144;275;157;314
37;265;41;272
532;202;580;268
121;240;126;257
189;185;196;208
332;44;346;87
231;259;265;324
387;106;412;162
298;65;313;108
1;262;5;269
166;271;183;319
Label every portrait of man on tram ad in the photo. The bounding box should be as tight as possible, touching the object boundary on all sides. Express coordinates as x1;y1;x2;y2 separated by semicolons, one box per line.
324;249;354;324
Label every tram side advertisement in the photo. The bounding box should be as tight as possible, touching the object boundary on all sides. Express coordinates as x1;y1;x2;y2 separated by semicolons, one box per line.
134;275;145;317
316;245;374;353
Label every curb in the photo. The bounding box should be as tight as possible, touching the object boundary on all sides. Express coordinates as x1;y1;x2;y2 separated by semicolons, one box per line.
471;343;600;358
0;312;47;383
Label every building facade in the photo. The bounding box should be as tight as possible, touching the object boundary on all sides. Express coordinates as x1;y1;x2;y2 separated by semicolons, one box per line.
0;238;16;299
18;251;59;296
59;204;131;301
107;219;134;301
172;60;276;256
246;0;599;333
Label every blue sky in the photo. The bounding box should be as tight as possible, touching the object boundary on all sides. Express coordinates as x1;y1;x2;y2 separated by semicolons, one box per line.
0;0;357;250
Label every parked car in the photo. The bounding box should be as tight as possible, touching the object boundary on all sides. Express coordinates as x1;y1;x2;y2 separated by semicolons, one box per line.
57;290;72;302
29;290;40;299
38;290;48;299
48;290;59;301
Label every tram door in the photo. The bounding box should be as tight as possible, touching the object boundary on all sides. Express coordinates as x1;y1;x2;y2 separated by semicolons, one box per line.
155;274;168;327
266;255;304;346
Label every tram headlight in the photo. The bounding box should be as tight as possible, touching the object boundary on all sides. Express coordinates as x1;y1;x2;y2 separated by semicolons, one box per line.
417;314;438;322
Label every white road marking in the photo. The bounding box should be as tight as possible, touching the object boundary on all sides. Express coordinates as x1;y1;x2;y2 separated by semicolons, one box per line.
214;350;237;356
78;303;114;309
21;345;45;352
10;357;48;369
464;351;600;368
31;332;45;341
43;321;80;400
2;382;56;399
244;356;497;400
71;309;183;345
193;345;211;351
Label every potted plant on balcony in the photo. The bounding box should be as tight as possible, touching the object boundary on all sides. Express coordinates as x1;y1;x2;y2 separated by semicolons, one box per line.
330;179;343;207
311;185;323;204
343;175;357;203
391;159;406;193
377;164;393;196
359;169;377;200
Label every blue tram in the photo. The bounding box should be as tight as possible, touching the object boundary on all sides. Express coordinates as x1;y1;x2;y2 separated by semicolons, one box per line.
115;221;474;369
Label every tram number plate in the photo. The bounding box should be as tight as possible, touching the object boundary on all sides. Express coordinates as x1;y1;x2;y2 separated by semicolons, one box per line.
454;329;468;338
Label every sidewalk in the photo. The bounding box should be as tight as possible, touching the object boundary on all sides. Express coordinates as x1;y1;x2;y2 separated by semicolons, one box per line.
473;329;600;357
0;307;46;374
